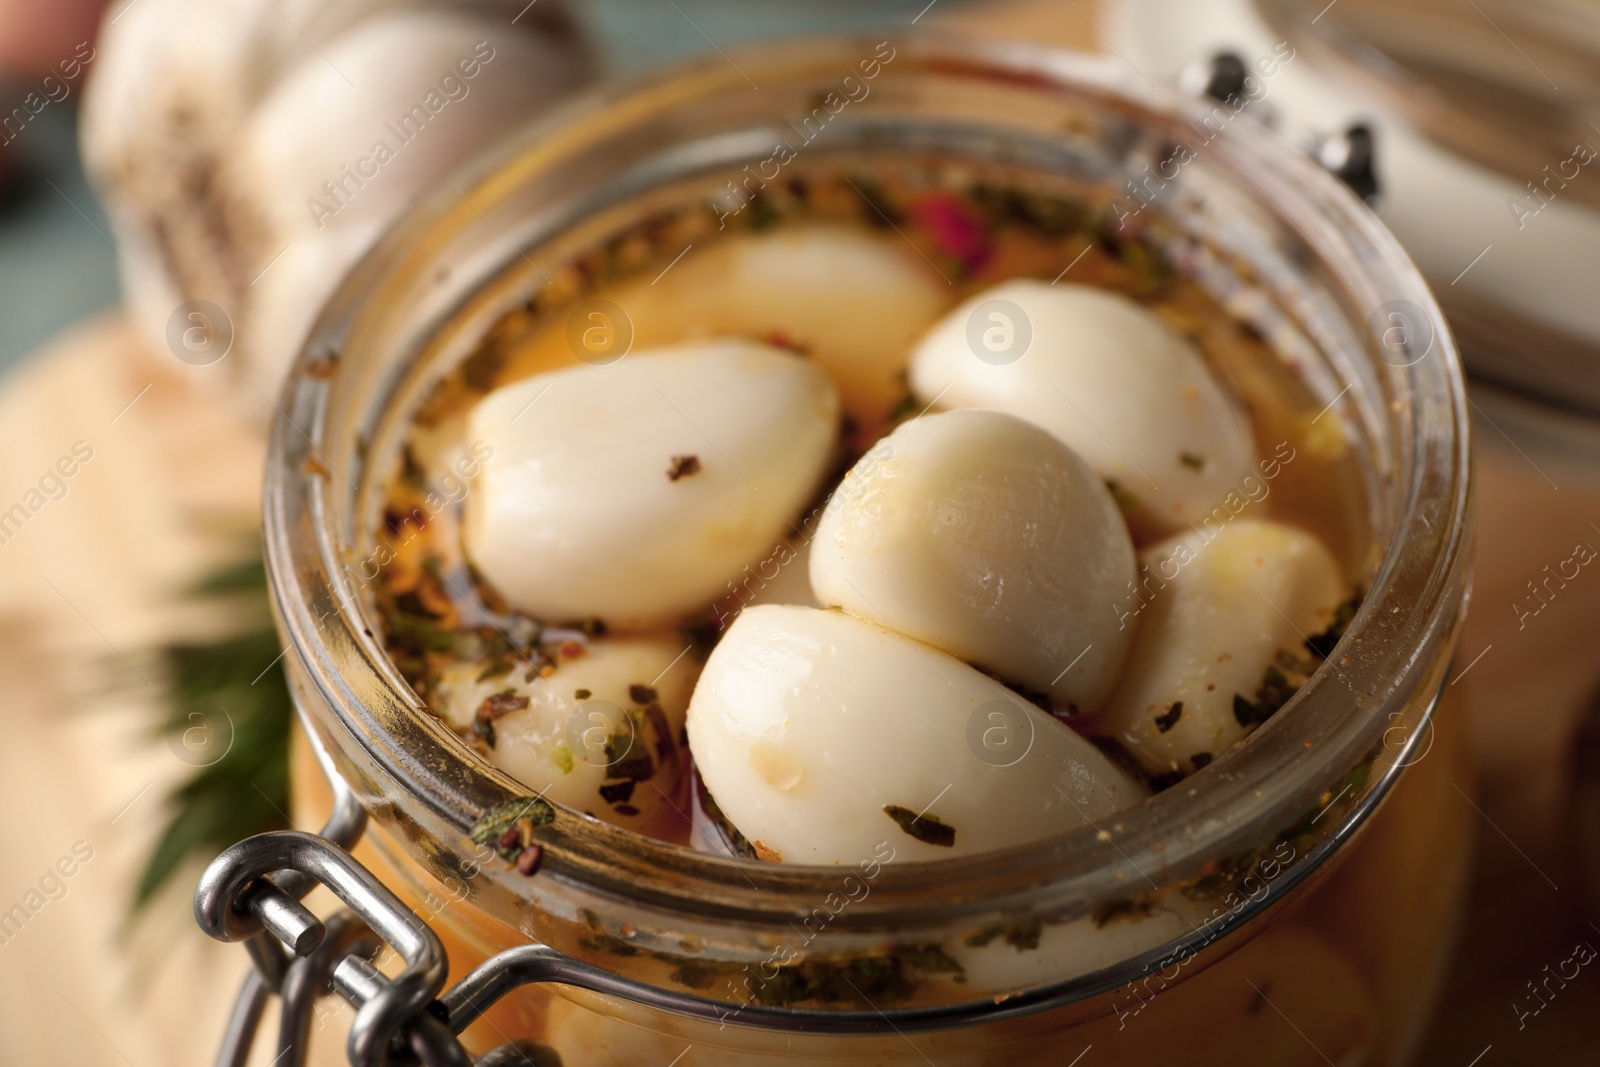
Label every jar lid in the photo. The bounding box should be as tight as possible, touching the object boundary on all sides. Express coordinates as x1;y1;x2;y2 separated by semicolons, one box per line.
1106;0;1600;414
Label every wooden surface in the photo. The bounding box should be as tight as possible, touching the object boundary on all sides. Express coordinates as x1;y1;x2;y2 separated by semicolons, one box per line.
2;4;1598;1064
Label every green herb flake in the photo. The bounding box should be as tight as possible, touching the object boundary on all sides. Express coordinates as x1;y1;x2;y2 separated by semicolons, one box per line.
1092;896;1158;928
386;611;457;656
606;732;656;783
552;744;575;775
964;916;1043;951
895;944;965;975
1256;664;1296;713
470;797;554;851
1233;692;1273;729
644;703;676;765
628;684;657;705
883;804;955;848
1305;592;1361;659
599;781;636;805
1179;451;1205;471
1154;701;1184;733
574;688;592;700
476;658;513;683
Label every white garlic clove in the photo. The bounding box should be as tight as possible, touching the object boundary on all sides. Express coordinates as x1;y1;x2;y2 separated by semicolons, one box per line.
464;341;840;631
687;605;1147;865
504;225;951;432
433;636;698;828
223;9;586;390
83;0;588;406
1083;520;1345;778
809;409;1137;712
908;279;1256;528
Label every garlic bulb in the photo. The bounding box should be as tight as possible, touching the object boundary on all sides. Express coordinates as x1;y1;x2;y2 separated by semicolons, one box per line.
464;341;840;631
1083;520;1344;777
501;225;952;432
908;279;1256;527
687;604;1146;865
82;0;587;407
433;636;697;829
809;409;1136;711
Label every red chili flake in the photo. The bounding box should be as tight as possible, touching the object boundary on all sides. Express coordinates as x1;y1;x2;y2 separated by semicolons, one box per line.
628;684;657;705
667;455;702;481
515;844;544;876
498;828;523;850
558;640;587;661
764;330;807;354
911;193;992;273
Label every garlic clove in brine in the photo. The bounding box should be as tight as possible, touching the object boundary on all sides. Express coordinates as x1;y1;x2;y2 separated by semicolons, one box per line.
908;279;1257;529
687;604;1147;865
498;225;952;434
1082;519;1346;779
433;635;698;829
464;341;839;631
809;409;1137;712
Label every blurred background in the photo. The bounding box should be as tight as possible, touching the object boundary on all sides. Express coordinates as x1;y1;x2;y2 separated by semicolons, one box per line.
0;0;1598;1064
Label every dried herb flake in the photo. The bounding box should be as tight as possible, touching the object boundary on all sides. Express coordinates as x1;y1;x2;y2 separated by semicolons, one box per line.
884;805;955;847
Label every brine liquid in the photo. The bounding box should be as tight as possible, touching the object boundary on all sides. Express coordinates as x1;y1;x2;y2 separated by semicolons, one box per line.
367;158;1371;850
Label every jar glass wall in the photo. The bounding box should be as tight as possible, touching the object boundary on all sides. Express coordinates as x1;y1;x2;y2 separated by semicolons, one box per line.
268;35;1473;1066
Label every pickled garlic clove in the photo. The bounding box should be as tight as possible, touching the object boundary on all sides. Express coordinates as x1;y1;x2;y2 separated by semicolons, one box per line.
1082;520;1345;779
808;409;1137;712
908;279;1256;528
434;636;698;829
464;341;839;630
503;225;951;434
686;605;1147;865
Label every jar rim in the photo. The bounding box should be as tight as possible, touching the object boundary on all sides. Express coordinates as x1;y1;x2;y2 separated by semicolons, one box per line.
264;32;1471;1006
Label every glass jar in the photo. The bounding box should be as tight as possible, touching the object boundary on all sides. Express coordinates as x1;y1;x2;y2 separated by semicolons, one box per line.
266;35;1474;1066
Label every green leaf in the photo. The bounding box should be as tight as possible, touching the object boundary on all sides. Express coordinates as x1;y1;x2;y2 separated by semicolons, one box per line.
134;550;292;910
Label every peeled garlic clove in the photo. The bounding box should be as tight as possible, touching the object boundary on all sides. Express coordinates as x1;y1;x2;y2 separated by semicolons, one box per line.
506;226;950;431
465;341;839;630
687;605;1146;865
809;409;1136;711
1083;520;1344;778
434;636;697;828
908;279;1256;527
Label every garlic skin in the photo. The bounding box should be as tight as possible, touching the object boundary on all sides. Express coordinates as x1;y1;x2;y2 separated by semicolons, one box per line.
809;410;1136;711
908;279;1256;527
464;341;840;631
687;605;1146;865
502;225;952;432
433;636;697;828
1083;520;1344;777
82;0;587;407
